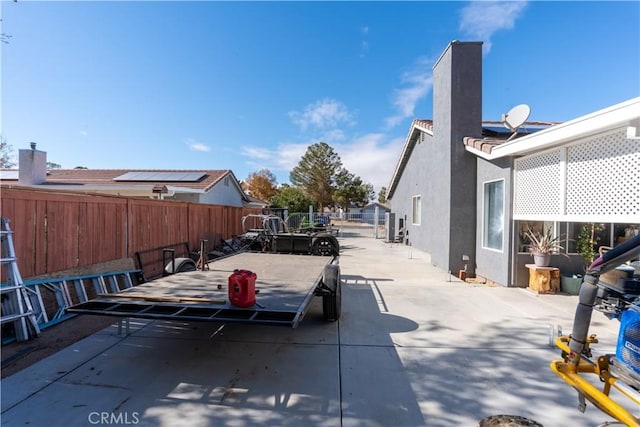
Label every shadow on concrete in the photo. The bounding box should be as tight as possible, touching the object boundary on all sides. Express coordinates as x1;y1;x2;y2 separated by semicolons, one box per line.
338;274;424;427
2;234;627;427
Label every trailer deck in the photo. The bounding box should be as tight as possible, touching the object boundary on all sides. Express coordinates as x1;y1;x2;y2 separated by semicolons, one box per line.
67;252;340;328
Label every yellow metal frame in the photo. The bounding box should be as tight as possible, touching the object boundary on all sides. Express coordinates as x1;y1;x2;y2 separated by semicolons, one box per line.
551;335;640;426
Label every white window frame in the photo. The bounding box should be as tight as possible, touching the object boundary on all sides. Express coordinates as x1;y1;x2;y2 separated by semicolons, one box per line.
412;195;421;225
482;179;504;252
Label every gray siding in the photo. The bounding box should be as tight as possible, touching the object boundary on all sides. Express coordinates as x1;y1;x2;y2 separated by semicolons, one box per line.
199;178;245;207
437;42;482;273
389;41;482;274
475;157;513;286
391;133;437;251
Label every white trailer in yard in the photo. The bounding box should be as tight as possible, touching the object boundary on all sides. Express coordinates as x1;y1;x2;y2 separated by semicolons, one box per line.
67;251;341;328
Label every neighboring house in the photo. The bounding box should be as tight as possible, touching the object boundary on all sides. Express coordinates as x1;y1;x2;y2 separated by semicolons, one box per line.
0;145;256;208
386;40;639;287
361;202;390;224
244;194;270;210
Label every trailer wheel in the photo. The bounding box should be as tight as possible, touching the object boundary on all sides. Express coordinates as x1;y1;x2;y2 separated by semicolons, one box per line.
312;234;339;256
164;257;196;274
322;264;341;321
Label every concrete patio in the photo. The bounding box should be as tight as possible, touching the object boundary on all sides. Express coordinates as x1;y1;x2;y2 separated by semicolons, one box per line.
1;227;632;426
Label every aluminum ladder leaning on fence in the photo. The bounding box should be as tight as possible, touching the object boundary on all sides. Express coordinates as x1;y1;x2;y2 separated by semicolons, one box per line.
0;218;41;342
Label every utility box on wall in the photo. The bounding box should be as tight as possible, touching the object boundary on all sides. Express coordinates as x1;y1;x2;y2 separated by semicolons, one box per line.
385;212;396;242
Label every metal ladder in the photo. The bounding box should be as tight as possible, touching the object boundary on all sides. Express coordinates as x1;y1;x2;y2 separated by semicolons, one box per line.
1;218;41;341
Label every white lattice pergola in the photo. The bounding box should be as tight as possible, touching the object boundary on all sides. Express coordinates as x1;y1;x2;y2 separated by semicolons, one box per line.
514;129;640;222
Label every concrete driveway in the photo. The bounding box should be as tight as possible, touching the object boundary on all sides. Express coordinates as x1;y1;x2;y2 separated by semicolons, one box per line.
1;227;631;426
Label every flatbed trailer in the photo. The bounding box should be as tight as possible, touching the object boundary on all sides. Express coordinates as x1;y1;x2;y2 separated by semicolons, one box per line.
67;252;341;328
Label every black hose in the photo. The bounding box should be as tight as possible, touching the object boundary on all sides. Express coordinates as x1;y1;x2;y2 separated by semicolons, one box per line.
568;274;599;364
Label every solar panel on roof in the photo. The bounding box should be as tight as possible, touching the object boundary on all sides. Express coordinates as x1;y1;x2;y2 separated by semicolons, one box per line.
482;124;551;136
482;126;511;134
113;172;206;182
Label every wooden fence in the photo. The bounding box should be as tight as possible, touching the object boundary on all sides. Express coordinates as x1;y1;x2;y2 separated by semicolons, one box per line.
0;187;260;279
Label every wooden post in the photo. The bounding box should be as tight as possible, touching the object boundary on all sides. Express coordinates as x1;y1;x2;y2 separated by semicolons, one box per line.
525;264;560;294
196;240;209;271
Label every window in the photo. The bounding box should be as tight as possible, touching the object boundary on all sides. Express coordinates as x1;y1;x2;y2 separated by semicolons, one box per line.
566;222;612;254
412;195;421;225
517;222;638;254
483;180;504;250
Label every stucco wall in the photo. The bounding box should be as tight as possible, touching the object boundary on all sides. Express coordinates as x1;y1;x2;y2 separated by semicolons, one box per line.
439;42;482;274
388;41;482;273
475;157;513;286
390;132;437;251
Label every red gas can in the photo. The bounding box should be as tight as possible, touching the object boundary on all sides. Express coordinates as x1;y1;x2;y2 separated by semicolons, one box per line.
228;269;257;308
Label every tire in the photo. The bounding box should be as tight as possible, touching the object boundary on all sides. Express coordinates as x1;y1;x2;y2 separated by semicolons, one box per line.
322;264;341;321
312;234;340;256
478;415;543;427
164;257;196;274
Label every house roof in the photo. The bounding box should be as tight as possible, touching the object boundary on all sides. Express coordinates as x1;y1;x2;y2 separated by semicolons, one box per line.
386;119;434;200
386;119;555;199
363;202;390;210
244;194;270;208
0;168;250;201
464;97;640;160
462;121;557;156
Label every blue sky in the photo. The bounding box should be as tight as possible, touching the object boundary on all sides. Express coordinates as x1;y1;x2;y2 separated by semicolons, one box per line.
1;1;639;192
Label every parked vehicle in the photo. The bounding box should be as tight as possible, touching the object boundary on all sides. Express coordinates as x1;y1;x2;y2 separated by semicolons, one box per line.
238;214;339;256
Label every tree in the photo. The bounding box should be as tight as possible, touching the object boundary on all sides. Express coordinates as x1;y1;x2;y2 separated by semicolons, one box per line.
576;223;602;270
290;142;342;211
378;187;387;204
0;136;15;168
243;169;277;201
269;185;315;213
47;162;62;169
333;170;374;211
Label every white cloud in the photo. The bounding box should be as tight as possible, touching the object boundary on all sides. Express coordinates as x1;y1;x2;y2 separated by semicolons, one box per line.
240;134;403;194
335;133;404;192
459;1;528;53
240;142;308;177
360;40;369;58
185;138;211;152
320;129;346;143
240;146;272;160
289;98;355;131
274;143;309;171
385;57;434;128
360;26;369;58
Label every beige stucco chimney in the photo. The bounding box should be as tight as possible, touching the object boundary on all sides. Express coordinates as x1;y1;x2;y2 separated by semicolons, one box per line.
18;143;47;186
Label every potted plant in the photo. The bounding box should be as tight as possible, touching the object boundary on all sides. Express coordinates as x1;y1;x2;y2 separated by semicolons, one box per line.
562;223;602;294
524;227;564;267
575;222;602;270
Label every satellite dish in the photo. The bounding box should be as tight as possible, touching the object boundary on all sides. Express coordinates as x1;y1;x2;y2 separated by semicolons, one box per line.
501;104;531;141
502;104;530;131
